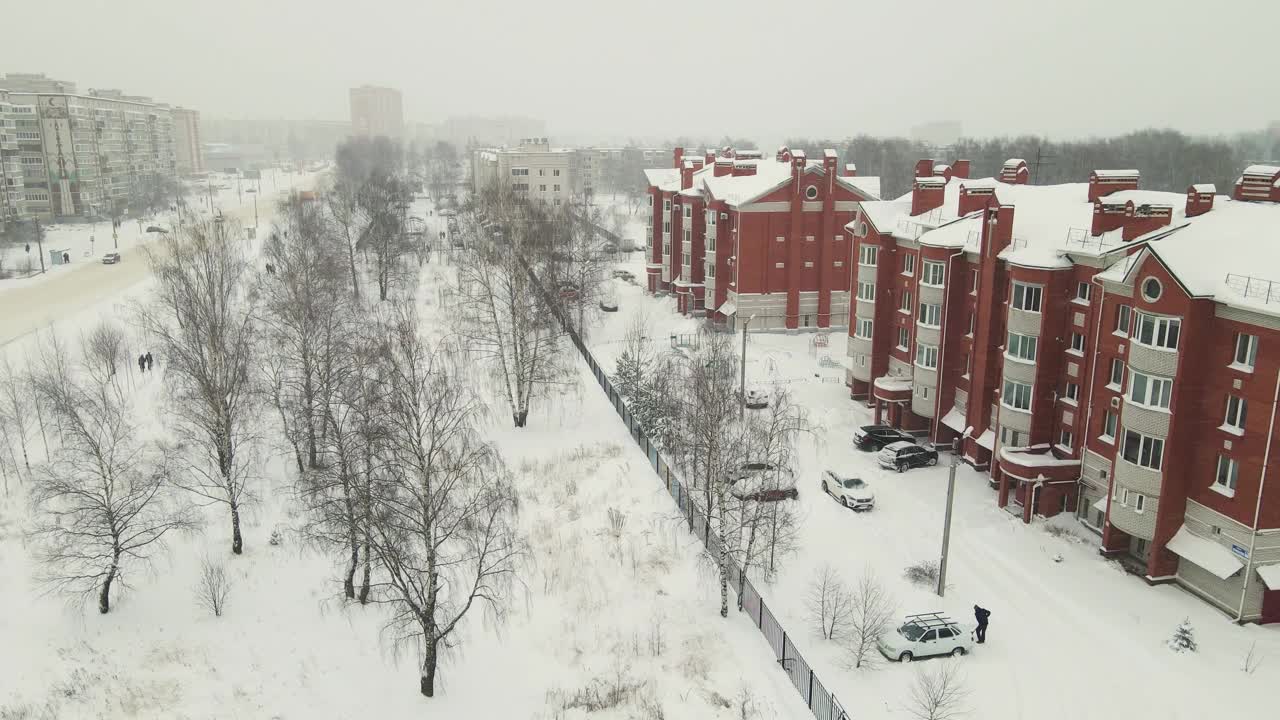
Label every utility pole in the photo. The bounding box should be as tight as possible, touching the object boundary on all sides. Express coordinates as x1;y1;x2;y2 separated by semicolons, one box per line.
33;218;46;274
1032;145;1056;185
937;437;961;597
738;314;754;419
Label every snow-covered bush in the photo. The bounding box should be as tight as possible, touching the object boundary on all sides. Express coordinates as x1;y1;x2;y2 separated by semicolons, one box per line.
1168;618;1197;653
269;528;283;546
903;560;939;587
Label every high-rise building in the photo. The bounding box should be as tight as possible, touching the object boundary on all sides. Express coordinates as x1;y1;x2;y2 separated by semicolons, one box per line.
173;107;204;176
349;85;404;140
0;89;33;230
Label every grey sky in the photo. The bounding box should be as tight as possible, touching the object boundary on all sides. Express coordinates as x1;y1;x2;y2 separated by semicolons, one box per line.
5;0;1276;141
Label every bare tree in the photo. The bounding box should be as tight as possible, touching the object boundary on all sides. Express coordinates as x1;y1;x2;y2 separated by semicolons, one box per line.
806;564;853;641
544;203;609;339
740;388;807;582
81;320;129;386
194;556;233;617
906;661;969;720
0;354;35;485
28;337;193;613
846;569;898;669
366;307;523;697
358;171;415;302
325;179;367;301
138;218;258;554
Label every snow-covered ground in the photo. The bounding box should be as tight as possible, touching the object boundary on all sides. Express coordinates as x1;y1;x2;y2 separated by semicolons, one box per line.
0;200;811;718
586;251;1280;720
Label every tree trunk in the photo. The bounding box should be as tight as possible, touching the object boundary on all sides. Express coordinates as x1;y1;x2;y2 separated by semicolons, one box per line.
343;536;358;600
420;635;438;697
231;502;243;555
347;245;360;301
358;540;372;604
513;409;527;427
718;495;728;618
99;553;120;614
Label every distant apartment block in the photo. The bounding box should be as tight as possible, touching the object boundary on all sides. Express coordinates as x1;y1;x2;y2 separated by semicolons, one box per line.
173;107;204;176
471;138;582;205
349;85;404;140
0;90;33;231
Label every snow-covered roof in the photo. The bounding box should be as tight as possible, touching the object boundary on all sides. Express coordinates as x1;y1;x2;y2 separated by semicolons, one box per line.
717;299;737;316
873;376;912;392
823;149;838;159
701;158;793;206
1166;526;1243;580
1191;183;1217;194
643;168;680;192
1258;563;1280;591
836;174;881;200
1242;164;1280;176
855;200;912;236
1092;169;1140;178
1003;158;1026;168
976;429;995;450
1096;190;1178;208
1091;497;1108;514
941;407;966;433
999;447;1082;468
915;176;946;187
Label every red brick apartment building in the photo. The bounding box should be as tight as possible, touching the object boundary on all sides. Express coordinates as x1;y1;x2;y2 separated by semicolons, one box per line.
845;159;1280;622
643;147;879;330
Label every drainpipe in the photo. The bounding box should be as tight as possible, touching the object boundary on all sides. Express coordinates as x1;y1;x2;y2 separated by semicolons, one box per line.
931;246;968;445
1236;365;1280;622
1078;275;1109;518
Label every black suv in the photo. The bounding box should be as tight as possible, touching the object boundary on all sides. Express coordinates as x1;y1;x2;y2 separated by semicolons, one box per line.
853;424;914;451
876;442;940;472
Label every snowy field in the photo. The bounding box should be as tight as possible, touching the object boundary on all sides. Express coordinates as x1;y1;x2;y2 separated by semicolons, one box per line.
0;198;810;718
586;250;1280;720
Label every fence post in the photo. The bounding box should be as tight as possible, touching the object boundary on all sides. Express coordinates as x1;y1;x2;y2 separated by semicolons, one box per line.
781;631;787;662
807;671;814;709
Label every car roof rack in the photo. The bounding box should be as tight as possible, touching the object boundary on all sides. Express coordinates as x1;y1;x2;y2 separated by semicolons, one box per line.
903;612;956;629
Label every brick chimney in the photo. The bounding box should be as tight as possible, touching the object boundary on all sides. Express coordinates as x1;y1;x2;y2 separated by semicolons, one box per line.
1000;159;1029;185
1233;165;1280;202
733;161;758;177
911;176;946;216
714;159;734;177
681;165;694;190
823;148;838;178
776;146;791;163
1088;169;1140;203
914;159;934;178
704;151;715;167
983;202;1016;255
791;150;807;184
672;148;684;169
843;163;857;177
933;163;954;182
1090;198;1128;236
1186;184;1216;217
958;183;995;216
1122;202;1174;241
952;160;971;179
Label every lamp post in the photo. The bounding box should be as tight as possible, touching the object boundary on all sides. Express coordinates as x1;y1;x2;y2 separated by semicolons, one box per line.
739;313;756;419
937;435;965;597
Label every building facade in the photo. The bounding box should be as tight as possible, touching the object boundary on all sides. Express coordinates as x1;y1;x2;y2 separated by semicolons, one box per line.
846;158;1280;622
173;107;204;176
349;85;404;140
471;138;582;205
643;147;880;331
0;90;33;230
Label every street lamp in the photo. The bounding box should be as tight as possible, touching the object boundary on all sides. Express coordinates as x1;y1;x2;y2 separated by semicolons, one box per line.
739;313;756;419
936;432;968;597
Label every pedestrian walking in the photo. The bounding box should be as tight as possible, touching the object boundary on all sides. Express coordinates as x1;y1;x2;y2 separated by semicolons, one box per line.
145;352;154;371
138;354;147;373
974;605;991;644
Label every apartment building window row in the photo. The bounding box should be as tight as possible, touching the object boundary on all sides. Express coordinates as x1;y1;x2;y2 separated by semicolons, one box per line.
1121;429;1164;470
915;343;939;370
1075;282;1092;303
1108;358;1125;388
1011;282;1042;312
705;262;715;279
857;281;875;302
859;245;878;266
1070;333;1086;353
1127;370;1172;410
917;302;941;327
1002;379;1032;411
1064;382;1079;402
1133;312;1180;350
1114;487;1147;513
855;318;873;339
896;327;910;351
921;260;945;287
1233;333;1258;370
900;290;913;313
902;254;916;275
1007;331;1037;362
1101;410;1119;442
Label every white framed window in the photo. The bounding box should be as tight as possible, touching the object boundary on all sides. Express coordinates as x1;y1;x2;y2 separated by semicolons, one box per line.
896;327;910;350
706;236;716;252
705;262;715;279
859;244;878;266
834;234;844;243
1065;382;1079;402
1224;395;1248;432
1002;379;1032;411
1069;333;1086;353
855;318;873;338
1011;282;1042;312
1001;427;1024;447
776;236;785;243
917;302;941;327
1121;429;1164;470
805;235;815;243
1127;370;1172;410
775;262;785;269
902;254;916;275
1059;429;1074;448
900;290;913;312
1101;410;1118;441
1215;455;1238;494
915;343;939;369
663;220;670;234
857;281;876;302
1115;305;1132;334
1134;493;1146;513
921;260;945;286
1133;312;1180;350
1076;282;1092;303
1233;333;1258;370
683;206;691;219
1109;358;1124;388
1006;332;1037;362
662;241;670;255
834;260;844;268
683;229;691;243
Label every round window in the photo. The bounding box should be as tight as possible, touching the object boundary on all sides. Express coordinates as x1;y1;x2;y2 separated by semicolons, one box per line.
1142;277;1162;301
805;185;818;200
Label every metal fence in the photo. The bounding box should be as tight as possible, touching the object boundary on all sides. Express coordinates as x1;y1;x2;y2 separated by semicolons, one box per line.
527;261;850;720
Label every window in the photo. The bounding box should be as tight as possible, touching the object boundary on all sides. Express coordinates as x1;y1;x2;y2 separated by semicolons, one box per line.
1069;333;1086;353
1076;282;1092;303
683;229;691;243
1060;429;1074;448
539;184;547;191
1142;277;1162;301
1011;282;1042;312
706;236;716;252
683;206;691;219
900;290;913;312
962;353;971;377
1133;312;1180;350
554;169;561;177
662;220;670;234
917;302;941;327
915;343;939;369
1134;493;1146;513
902;254;916;275
1215;456;1239;494
1121;429;1164;470
834;261;844;268
663;199;670;212
775;262;785;269
921;261;945;286
1001;427;1024;447
858;245;878;266
805;185;818;200
1111;304;1131;333
1002;379;1032;411
897;327;910;350
805;236;815;243
1109;358;1124;388
553;184;560;192
1127;370;1172;409
857;281;876;302
1006;332;1037;362
1224;395;1248;432
705;262;715;279
1065;382;1079;402
538;169;545;176
804;261;814;268
855;318;873;339
1233;333;1258;370
1101;411;1118;441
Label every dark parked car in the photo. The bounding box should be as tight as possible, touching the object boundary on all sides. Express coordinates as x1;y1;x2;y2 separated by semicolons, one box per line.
145;225;166;233
730;461;798;501
853;424;915;451
877;442;940;472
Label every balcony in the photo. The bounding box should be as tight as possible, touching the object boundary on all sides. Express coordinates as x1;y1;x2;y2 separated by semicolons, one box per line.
916;324;940;347
1129;342;1179;377
919;284;944;306
1007;308;1041;336
1107;494;1158;541
998;404;1032;432
1002;357;1036;384
1121;401;1170;438
1112;456;1163;497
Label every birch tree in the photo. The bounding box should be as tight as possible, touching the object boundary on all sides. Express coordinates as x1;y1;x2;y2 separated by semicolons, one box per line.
0;354;35;485
138;218;258;554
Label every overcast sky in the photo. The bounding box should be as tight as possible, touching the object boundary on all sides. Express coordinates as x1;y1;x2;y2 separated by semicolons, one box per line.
5;0;1276;143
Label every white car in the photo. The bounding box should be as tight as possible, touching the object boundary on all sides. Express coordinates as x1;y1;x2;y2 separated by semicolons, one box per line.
878;613;973;663
820;470;874;510
744;386;770;409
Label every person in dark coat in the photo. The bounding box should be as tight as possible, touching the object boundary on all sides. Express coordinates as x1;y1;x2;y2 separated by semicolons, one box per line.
974;605;991;644
138;354;147;373
145;352;154;371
